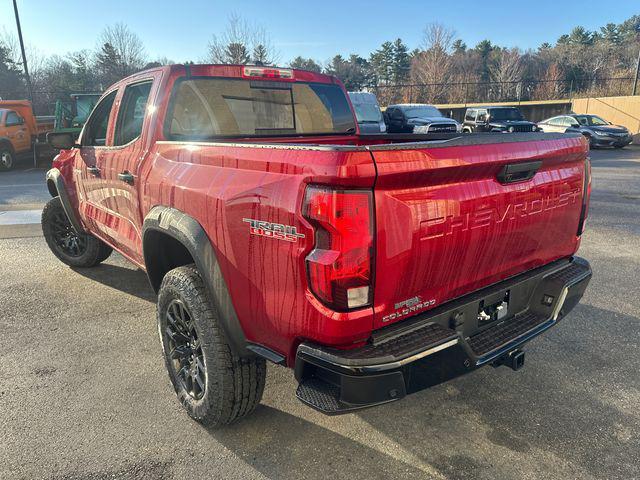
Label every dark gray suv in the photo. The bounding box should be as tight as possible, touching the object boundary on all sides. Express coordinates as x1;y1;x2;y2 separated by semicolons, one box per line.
537;114;633;148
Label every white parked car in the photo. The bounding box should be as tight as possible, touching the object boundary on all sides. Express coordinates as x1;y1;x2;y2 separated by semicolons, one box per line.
348;92;386;134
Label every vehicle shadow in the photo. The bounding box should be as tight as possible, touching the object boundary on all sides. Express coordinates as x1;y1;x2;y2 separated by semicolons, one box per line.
353;303;640;480
205;304;640;480
72;262;156;302
205;405;433;480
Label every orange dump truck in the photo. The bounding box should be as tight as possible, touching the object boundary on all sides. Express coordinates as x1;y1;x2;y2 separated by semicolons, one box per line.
0;100;54;171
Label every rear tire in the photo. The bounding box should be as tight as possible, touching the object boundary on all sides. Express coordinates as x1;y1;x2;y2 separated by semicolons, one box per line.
0;146;14;171
41;196;112;267
157;265;266;427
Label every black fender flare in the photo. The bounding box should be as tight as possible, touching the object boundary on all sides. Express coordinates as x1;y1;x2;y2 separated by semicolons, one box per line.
45;168;86;234
142;206;249;357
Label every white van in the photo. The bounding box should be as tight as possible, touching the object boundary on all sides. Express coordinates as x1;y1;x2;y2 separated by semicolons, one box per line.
348;92;386;134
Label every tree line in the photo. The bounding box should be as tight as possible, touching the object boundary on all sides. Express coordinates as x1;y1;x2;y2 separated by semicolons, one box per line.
1;14;639;114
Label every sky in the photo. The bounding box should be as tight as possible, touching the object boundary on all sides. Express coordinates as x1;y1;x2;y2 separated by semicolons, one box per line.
1;0;638;65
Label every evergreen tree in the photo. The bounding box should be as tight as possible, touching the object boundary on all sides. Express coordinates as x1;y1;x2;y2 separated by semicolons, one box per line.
566;26;594;46
369;41;395;85
452;39;467;54
0;42;24;98
252;44;271;65
599;23;622;44
391;38;411;84
225;42;250;64
474;40;494;82
95;42;121;88
289;56;322;72
324;55;369;90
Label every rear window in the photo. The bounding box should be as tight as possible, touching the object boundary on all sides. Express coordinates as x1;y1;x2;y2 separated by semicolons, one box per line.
166;78;356;139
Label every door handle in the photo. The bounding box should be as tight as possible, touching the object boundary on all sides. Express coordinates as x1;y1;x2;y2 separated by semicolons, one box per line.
87;166;100;177
118;171;134;185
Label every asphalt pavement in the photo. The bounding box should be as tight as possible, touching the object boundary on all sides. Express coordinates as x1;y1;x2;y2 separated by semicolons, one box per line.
0;147;639;480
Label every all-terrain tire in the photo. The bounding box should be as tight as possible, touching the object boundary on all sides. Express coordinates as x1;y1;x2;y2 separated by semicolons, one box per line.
157;264;266;427
41;196;113;267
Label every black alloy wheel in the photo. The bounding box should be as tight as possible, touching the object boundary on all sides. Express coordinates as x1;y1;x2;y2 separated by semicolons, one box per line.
164;299;206;400
50;209;87;257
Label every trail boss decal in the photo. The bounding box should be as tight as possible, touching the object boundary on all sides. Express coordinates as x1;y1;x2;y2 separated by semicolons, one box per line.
243;218;305;243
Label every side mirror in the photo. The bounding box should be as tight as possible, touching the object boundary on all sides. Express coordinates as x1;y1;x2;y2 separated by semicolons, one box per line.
571;123;580;128
47;132;78;150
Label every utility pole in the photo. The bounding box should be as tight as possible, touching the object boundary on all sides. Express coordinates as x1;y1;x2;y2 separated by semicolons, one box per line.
633;46;640;96
12;0;34;104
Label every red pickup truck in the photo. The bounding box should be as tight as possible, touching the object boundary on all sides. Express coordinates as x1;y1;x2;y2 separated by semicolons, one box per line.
43;64;592;426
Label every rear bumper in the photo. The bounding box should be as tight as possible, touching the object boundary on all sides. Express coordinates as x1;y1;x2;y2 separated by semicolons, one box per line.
295;257;591;414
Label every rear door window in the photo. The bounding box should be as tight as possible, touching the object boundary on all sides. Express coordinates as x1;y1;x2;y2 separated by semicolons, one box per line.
114;81;153;146
166;78;356;139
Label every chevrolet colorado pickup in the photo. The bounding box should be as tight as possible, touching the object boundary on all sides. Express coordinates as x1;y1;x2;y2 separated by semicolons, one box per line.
43;64;592;426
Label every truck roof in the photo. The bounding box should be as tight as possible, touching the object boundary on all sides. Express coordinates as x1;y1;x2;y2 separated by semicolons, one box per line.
117;63;339;86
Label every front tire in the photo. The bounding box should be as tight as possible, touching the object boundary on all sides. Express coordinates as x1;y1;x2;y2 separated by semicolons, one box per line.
0;146;14;171
157;265;266;427
41;196;112;267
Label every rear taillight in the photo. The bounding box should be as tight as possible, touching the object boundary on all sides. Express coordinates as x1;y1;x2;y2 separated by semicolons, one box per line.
303;186;374;311
577;157;591;236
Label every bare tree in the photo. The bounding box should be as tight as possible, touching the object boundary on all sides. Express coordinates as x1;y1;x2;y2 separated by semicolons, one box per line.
1;27;46;96
533;62;564;100
411;23;455;102
489;48;524;100
97;23;146;77
207;14;279;65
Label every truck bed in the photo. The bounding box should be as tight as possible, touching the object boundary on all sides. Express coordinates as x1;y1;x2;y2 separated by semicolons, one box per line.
151;131;587;348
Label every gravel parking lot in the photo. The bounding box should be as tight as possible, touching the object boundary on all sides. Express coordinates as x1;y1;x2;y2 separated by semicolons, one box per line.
1;147;639;480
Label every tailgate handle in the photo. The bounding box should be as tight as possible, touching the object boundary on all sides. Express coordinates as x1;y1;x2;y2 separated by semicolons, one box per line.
497;160;542;184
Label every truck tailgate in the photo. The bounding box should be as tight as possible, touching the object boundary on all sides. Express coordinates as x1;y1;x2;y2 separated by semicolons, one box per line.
368;133;588;329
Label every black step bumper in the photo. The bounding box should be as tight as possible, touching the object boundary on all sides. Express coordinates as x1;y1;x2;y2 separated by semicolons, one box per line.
294;257;591;414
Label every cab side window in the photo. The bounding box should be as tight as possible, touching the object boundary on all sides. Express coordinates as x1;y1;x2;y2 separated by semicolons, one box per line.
114;81;152;146
82;91;117;147
465;109;476;122
5;111;23;126
477;110;488;122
